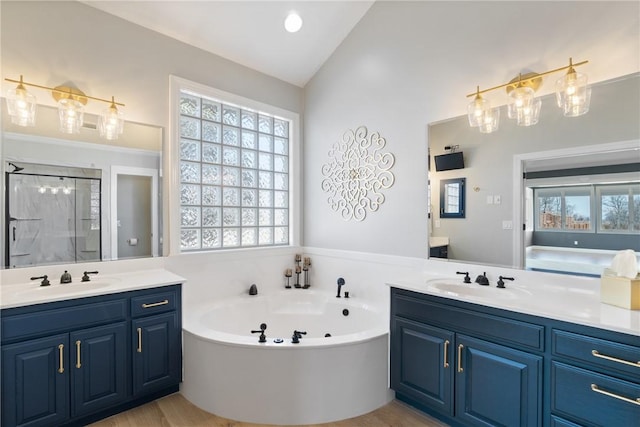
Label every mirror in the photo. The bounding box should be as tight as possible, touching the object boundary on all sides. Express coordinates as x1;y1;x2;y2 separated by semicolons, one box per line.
427;73;640;273
440;178;465;218
2;104;163;269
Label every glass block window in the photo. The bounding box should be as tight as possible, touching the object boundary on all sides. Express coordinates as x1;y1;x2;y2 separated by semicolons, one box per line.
179;91;290;250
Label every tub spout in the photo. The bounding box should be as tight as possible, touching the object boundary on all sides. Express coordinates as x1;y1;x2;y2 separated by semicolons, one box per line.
336;277;346;298
249;284;258;295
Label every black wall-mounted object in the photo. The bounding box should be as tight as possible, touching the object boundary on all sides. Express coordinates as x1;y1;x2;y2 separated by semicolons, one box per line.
434;152;464;171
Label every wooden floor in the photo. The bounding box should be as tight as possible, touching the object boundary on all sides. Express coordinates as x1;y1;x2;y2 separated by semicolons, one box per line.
90;393;449;427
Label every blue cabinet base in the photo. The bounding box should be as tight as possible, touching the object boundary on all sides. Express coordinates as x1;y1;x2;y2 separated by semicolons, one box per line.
396;392;466;427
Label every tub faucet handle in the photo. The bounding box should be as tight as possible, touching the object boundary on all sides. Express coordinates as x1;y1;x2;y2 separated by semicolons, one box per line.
251;323;267;343
292;330;306;344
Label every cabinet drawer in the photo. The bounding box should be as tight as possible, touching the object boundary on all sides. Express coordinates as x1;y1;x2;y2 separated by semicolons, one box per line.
2;299;127;342
393;293;544;351
131;290;177;318
552;329;640;379
551;362;640;426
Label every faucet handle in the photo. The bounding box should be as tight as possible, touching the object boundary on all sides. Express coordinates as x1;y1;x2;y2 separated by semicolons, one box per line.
82;271;99;282
31;275;50;287
497;276;514;288
251;323;267;343
456;271;471;283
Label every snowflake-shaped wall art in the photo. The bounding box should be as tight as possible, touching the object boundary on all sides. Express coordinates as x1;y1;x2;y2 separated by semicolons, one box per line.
321;126;395;221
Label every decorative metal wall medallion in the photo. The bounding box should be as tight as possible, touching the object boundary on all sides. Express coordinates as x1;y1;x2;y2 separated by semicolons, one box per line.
321;126;395;221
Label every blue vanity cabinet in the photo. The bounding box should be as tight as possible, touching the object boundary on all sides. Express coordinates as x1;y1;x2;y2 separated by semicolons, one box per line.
130;289;182;396
1;334;70;427
1;284;182;427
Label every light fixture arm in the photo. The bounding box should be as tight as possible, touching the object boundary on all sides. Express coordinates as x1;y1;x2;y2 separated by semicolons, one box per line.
4;76;125;107
466;58;588;98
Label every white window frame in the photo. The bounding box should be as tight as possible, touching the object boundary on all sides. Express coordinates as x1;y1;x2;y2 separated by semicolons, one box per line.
167;76;301;255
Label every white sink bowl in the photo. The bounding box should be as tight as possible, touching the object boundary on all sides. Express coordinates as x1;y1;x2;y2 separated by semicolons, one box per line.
426;279;531;300
16;278;119;296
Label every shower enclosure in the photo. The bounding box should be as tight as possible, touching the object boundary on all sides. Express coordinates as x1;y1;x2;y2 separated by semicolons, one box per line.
5;164;102;268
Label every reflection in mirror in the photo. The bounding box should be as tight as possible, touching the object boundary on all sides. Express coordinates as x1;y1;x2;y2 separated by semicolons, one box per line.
440;178;465;218
427;73;640;275
2;104;163;269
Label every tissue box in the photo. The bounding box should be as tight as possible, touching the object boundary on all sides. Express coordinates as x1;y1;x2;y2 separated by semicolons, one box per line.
600;269;640;310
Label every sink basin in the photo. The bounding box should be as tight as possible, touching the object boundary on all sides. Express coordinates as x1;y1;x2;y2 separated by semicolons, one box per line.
15;278;119;296
426;279;531;300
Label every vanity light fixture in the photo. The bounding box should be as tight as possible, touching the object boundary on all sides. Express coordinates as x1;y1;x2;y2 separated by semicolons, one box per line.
467;58;590;133
284;11;303;33
4;75;125;139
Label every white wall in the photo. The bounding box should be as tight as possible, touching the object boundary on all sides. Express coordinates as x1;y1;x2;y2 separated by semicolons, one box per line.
303;1;640;258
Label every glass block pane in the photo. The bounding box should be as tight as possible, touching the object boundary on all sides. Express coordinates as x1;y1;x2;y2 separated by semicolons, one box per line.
202;99;221;122
274;209;288;226
180;161;200;183
242;189;257;206
223;208;240;226
241;110;257;130
242;208;257;226
259;208;273;226
259;134;273;152
180;116;200;139
181;207;200;227
274;137;288;155
202;228;221;248
242;228;257;246
202;143;221;164
258;227;273;245
242;150;256;169
181;229;200;250
180;93;200;117
274;119;288;137
274;173;288;190
223;126;239;146
223;187;240;206
202;164;221;185
242;170;256;188
274;191;288;208
274;155;288;173
223;228;240;247
274;227;288;244
202;186;220;206
259;153;273;171
222;105;239;126
181;184;200;205
180;139;200;161
259;190;273;207
202;122;221;143
223;147;240;166
222;167;240;186
242;130;257;149
259;171;273;189
258;115;273;134
202;207;221;227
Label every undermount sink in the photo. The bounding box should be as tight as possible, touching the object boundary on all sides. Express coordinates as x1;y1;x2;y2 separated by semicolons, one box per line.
16;278;119;296
426;279;531;300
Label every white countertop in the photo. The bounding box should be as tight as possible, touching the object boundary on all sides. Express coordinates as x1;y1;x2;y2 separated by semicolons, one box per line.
388;273;640;337
1;269;186;310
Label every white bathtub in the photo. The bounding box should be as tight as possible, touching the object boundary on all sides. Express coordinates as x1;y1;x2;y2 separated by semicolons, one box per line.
182;290;392;425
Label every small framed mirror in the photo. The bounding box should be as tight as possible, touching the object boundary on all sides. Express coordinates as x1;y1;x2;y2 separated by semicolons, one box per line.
440;178;465;218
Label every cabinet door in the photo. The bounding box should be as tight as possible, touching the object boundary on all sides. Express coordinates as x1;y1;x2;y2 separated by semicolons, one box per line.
132;312;181;395
70;322;127;418
391;317;454;415
456;335;542;427
2;334;70;427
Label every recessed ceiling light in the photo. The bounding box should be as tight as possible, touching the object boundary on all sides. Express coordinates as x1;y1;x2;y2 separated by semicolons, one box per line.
284;12;303;33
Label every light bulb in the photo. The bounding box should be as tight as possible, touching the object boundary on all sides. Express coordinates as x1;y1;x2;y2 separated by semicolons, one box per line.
284;12;303;33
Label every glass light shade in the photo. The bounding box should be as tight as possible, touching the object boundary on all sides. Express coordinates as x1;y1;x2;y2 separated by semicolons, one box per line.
58;98;84;134
98;104;124;140
6;85;36;127
467;96;490;127
556;71;591;117
478;107;500;134
508;86;540;126
284;12;303;33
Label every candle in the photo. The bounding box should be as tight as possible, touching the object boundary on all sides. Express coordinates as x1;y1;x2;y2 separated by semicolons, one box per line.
285;268;292;277
295;266;301;274
295;254;302;262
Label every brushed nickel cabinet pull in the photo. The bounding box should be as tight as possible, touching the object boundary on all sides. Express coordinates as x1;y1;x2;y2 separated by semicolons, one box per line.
58;344;64;373
137;327;142;353
457;344;464;373
142;299;169;308
75;340;81;368
444;340;450;368
592;350;640;368
591;384;640;406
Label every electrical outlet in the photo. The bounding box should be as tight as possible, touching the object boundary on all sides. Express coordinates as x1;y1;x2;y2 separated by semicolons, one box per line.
435;220;441;228
502;220;513;230
494;195;501;205
486;195;494;205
